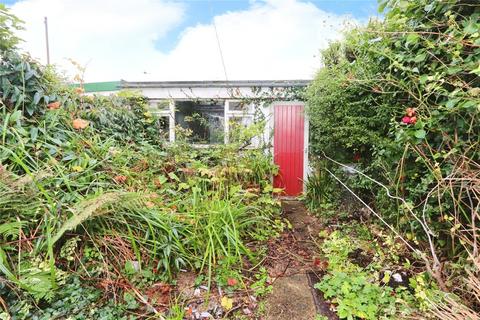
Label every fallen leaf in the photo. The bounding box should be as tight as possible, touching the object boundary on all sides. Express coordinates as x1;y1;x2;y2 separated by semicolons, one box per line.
72;165;83;172
242;307;252;315
145;201;155;209
113;175;127;184
75;87;84;94
145;283;171;306
221;296;233;310
314;258;329;270
72;118;89;130
47;101;61;110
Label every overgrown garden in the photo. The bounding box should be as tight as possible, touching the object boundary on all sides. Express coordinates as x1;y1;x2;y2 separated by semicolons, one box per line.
0;4;284;319
1;0;479;319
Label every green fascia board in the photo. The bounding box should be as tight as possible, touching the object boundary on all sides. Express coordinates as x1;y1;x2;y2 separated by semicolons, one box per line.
72;81;121;93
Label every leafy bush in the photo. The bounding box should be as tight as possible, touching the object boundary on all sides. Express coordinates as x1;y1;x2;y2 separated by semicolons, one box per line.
316;271;395;320
0;5;23;51
307;0;480;308
307;26;394;163
81;91;167;145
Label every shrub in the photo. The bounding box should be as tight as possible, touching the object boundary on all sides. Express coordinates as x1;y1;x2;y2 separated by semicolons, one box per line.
306;0;480;311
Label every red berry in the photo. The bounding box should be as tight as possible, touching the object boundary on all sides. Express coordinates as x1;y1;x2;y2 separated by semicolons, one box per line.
402;116;411;124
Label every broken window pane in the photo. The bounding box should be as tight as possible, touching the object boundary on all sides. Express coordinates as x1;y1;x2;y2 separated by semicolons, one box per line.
175;101;224;144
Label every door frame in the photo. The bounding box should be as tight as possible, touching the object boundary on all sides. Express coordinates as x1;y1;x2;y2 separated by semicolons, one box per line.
269;101;309;194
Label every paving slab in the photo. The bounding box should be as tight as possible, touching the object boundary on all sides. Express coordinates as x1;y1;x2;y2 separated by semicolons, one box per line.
263;200;339;320
264;273;317;320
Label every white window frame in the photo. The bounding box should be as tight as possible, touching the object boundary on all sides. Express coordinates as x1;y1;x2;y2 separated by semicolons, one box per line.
148;99;174;142
150;99;261;148
224;100;256;145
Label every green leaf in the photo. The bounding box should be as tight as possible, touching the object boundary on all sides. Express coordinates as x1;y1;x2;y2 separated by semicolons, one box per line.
446;98;460;109
378;0;388;13
51;193;125;245
419;74;428;84
25;69;34;80
464;20;479;34
406;33;419;45
124;261;137;275
470;63;480;76
460;100;477;110
33;91;41;104
413;53;427;63
26;103;35;116
178;182;190;190
30;127;38;142
424;3;434;12
9;110;22;123
414;129;426;139
157;175;168;185
168;172;180;181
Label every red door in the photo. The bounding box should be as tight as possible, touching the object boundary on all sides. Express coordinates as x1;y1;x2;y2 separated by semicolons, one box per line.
273;104;305;196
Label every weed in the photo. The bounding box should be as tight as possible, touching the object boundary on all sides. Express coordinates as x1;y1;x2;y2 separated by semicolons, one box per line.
315;226;442;319
250;267;272;297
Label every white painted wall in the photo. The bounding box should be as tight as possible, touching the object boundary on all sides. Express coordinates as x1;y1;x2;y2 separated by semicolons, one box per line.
129;86;288;100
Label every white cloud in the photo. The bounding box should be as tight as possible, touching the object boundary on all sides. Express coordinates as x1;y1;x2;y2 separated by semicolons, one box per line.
11;0;358;82
11;0;185;81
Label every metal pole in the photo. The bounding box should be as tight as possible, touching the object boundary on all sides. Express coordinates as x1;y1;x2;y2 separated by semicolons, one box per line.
44;17;50;65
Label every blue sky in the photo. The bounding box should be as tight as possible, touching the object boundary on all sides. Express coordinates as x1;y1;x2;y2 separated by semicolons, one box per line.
7;0;380;81
154;0;378;52
6;0;379;53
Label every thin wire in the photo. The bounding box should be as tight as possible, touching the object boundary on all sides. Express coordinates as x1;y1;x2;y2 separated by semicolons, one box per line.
209;0;229;84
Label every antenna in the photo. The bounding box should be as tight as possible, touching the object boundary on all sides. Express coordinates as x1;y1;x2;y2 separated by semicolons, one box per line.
44;17;50;65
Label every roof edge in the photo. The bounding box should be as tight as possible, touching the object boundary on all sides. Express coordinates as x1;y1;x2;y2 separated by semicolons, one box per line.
73;81;121;93
120;79;311;89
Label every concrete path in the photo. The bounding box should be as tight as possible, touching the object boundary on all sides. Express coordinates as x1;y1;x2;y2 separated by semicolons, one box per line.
264;200;338;320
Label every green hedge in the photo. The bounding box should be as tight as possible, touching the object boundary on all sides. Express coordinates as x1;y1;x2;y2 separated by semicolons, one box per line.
307;0;480;293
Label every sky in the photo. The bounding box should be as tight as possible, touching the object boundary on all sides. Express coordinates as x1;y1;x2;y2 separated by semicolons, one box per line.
4;0;380;82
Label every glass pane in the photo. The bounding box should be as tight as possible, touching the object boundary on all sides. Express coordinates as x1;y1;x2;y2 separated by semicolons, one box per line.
156;116;169;140
175;101;224;144
228;116;255;144
229;101;248;112
149;100;170;112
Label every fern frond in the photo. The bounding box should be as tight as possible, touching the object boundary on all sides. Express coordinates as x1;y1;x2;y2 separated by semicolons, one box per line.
0;221;25;239
51;192;144;245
